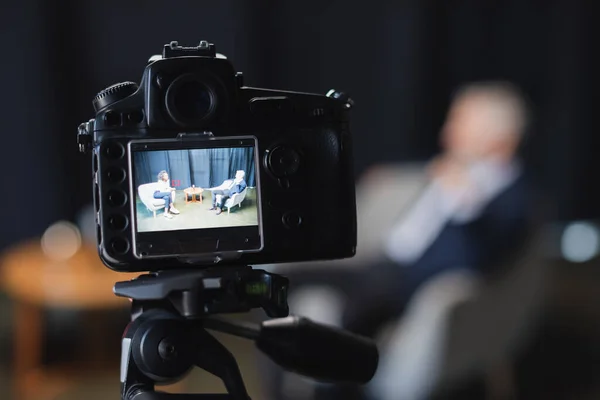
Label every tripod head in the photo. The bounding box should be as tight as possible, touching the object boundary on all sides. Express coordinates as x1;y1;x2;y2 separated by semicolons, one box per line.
115;266;378;400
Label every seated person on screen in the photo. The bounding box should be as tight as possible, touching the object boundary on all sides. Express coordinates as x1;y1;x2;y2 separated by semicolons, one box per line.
209;170;247;215
154;170;180;219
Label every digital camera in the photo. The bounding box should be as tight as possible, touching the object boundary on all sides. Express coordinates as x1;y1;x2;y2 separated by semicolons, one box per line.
77;40;357;272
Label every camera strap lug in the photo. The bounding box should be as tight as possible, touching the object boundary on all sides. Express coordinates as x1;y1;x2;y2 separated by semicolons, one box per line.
77;119;95;153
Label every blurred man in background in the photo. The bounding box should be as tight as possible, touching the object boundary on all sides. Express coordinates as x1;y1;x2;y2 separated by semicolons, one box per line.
274;80;533;400
342;81;531;338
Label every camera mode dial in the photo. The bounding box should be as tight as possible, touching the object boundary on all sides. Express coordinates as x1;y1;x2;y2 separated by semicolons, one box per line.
93;81;139;112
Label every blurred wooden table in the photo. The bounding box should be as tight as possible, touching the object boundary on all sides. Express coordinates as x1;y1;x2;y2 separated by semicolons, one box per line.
0;240;138;400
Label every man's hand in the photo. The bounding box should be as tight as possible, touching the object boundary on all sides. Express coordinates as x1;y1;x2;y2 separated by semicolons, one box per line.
428;155;471;192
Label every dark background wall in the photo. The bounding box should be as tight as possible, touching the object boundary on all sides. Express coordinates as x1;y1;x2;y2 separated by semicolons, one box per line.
0;0;598;251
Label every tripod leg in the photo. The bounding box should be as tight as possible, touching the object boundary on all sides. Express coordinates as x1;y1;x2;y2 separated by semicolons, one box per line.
193;327;250;400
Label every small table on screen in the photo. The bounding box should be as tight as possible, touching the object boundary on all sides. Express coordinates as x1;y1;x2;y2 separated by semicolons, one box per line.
184;187;204;204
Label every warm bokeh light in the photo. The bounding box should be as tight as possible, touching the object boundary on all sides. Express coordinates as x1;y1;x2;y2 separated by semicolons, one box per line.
41;220;82;262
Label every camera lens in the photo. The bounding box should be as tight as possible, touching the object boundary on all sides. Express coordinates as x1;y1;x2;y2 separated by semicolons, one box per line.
166;74;216;125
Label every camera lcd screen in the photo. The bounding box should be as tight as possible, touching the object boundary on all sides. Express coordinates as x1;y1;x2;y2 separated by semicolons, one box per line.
128;136;262;259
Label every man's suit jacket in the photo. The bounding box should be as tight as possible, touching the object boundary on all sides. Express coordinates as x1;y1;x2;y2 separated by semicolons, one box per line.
230;179;247;194
409;170;530;277
285;162;530;276
268;163;539;400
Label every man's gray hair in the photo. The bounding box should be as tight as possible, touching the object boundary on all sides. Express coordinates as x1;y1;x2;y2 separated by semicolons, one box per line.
157;170;168;181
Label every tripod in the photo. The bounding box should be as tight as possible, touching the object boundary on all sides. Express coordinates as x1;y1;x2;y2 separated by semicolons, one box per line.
115;266;378;400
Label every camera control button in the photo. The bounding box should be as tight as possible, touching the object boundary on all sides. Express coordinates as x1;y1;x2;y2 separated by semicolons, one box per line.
103;142;125;160
110;237;130;255
107;190;127;207
103;111;121;126
282;211;302;229
108;214;128;231
265;146;300;177
126;110;144;124
105;167;126;183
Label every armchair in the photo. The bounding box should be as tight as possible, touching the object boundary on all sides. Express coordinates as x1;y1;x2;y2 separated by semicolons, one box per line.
259;163;547;400
137;182;167;217
208;179;248;214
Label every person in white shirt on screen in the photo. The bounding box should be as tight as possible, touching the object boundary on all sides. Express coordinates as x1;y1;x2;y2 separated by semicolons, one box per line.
153;170;180;219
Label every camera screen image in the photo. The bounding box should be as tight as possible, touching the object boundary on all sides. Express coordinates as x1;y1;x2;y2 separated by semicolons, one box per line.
131;140;259;234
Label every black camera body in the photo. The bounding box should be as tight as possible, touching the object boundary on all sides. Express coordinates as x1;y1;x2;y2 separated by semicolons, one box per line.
78;41;357;273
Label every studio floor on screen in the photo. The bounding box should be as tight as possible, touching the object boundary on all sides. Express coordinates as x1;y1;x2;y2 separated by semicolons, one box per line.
135;188;258;232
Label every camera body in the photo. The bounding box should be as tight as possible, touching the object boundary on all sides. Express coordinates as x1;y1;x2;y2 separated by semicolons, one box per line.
78;41;357;272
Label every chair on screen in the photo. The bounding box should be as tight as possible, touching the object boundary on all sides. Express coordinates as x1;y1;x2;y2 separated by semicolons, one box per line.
208;179;248;214
137;182;166;218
